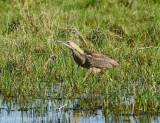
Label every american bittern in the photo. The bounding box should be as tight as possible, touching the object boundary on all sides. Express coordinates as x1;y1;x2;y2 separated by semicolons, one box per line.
57;40;119;80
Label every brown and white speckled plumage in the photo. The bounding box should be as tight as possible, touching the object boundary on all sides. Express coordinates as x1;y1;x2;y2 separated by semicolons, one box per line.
57;40;119;73
84;50;119;69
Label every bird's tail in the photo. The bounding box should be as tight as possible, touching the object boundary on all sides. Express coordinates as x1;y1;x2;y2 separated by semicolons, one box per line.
109;59;120;67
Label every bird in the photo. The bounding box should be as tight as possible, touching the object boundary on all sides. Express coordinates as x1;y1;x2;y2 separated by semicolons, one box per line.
57;40;119;80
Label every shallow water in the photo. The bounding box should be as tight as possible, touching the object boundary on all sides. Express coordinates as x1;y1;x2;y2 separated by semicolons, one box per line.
0;94;160;123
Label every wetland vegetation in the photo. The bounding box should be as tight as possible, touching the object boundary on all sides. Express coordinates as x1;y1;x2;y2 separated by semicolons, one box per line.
0;0;160;122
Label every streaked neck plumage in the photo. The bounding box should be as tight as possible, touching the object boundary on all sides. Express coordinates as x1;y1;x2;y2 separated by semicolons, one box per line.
72;49;86;66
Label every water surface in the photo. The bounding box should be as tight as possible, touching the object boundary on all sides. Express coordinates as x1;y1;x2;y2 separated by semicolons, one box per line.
0;94;160;123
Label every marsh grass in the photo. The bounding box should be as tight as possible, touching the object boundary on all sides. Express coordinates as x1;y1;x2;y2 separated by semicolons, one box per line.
0;0;160;114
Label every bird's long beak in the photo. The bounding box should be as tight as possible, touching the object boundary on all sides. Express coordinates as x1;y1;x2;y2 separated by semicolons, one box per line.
56;40;72;49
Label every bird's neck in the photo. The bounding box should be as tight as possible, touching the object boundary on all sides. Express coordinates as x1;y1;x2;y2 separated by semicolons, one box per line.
72;50;86;65
75;47;84;54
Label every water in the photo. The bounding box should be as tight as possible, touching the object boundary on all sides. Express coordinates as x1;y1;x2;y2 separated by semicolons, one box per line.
0;94;160;123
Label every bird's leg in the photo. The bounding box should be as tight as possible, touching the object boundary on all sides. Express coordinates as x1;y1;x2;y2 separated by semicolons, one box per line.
83;68;92;82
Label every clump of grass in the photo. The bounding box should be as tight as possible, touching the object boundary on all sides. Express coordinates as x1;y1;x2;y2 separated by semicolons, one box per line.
86;29;105;45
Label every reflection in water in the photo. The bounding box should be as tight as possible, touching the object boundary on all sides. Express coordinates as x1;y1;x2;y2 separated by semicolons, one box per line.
0;94;160;123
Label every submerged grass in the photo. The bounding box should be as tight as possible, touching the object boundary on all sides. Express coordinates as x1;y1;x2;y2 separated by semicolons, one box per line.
0;0;160;114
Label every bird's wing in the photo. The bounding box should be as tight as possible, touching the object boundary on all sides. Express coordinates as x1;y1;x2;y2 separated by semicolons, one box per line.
84;50;119;68
84;50;111;59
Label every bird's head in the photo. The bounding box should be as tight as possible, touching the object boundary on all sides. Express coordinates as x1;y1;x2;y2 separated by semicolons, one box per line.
57;40;84;54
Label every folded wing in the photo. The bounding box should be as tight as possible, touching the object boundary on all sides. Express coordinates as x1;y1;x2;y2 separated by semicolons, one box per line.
84;50;119;69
